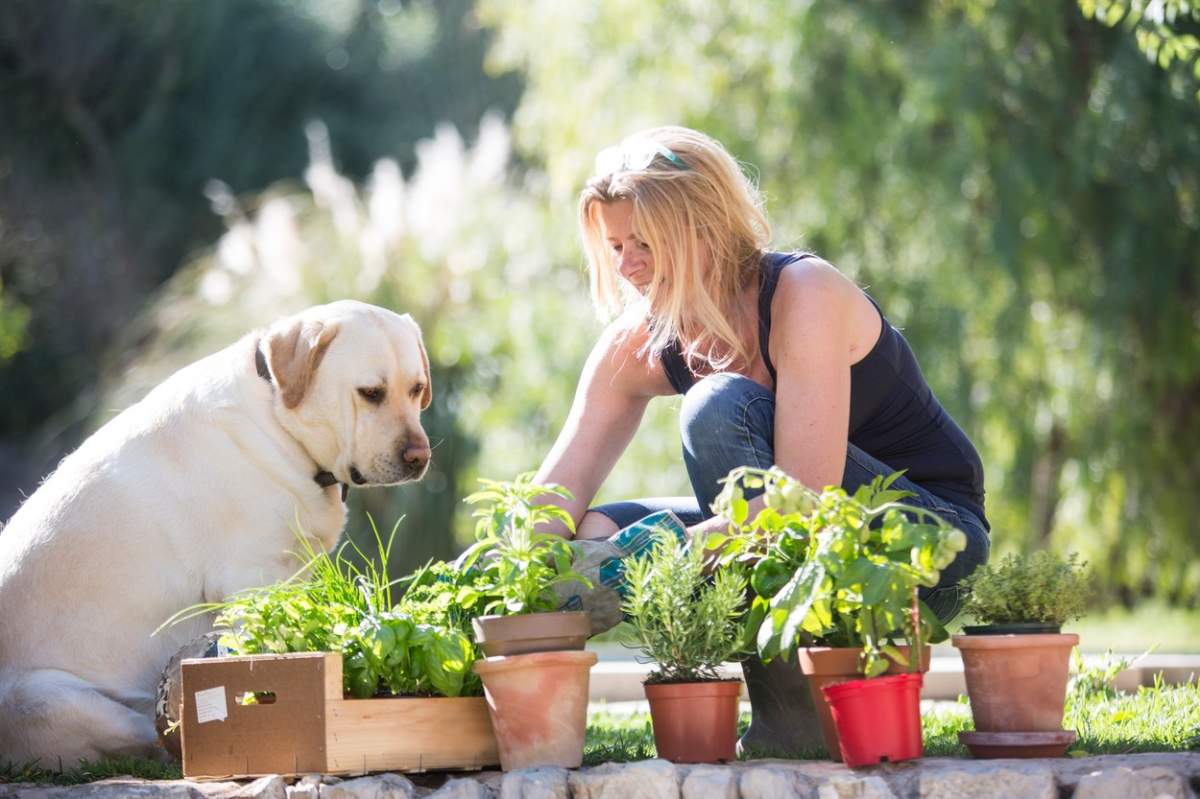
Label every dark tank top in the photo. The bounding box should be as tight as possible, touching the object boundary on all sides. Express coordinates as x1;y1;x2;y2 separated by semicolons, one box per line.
661;251;988;527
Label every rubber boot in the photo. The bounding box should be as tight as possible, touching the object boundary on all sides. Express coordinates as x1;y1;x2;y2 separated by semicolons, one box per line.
737;653;827;758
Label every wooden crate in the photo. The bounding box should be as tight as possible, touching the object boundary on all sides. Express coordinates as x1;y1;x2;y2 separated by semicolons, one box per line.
180;652;499;778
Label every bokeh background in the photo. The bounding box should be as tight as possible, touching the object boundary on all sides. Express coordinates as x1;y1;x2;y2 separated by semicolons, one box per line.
1;0;1197;646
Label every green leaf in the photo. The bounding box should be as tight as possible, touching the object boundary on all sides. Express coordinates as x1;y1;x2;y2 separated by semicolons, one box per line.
731;493;749;526
704;532;729;552
761;559;828;659
750;557;791;598
863;564;893;606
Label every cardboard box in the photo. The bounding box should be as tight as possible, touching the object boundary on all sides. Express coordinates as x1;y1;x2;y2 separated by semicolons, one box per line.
180;652;499;778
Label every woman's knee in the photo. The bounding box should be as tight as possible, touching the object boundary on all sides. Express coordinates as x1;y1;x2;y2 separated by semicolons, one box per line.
680;373;773;455
921;515;990;623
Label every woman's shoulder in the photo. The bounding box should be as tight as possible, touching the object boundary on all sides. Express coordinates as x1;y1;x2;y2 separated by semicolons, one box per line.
772;252;859;307
768;252;881;363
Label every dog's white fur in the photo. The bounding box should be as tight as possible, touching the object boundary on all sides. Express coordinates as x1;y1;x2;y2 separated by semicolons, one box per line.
0;300;432;766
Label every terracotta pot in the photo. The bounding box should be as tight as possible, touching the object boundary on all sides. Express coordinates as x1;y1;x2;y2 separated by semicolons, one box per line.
952;632;1078;732
798;645;930;761
472;611;590;657
472;650;597;770
823;673;924;767
643;679;742;763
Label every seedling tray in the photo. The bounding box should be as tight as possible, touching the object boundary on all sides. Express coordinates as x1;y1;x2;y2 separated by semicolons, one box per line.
180;652;498;778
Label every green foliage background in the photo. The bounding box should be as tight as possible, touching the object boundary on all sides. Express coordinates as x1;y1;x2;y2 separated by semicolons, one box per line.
1;0;1197;606
479;0;1200;603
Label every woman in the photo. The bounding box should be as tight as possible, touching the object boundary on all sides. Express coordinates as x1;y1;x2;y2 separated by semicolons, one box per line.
534;126;989;753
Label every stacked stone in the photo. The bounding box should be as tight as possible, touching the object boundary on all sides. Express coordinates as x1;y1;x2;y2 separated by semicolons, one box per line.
1;753;1197;799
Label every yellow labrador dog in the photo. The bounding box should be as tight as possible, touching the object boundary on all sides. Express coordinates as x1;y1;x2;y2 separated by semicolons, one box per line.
0;300;432;766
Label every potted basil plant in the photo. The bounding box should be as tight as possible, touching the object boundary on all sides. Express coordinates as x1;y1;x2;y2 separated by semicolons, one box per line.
622;530;747;763
711;467;967;765
459;475;597;771
953;551;1091;758
460;475;592;655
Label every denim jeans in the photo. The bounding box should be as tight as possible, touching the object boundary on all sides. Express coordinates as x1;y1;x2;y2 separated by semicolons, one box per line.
591;373;990;623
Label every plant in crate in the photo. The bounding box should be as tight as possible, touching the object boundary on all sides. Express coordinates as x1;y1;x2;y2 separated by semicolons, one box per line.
157;520;502;776
621;530;747;763
459;474;599;771
953;551;1092;758
710;467;968;765
193;521;484;699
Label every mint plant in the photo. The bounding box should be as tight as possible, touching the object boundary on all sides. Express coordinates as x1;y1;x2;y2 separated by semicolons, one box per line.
458;473;591;615
962;551;1091;627
621;530;747;684
710;467;968;677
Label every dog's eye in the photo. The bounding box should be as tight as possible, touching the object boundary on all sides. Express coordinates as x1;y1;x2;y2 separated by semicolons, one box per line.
409;382;425;400
357;386;386;404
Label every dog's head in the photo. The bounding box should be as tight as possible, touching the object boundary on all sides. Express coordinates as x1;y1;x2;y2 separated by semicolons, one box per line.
260;300;432;486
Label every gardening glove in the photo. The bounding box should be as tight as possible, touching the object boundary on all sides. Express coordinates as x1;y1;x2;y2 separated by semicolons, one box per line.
553;509;689;636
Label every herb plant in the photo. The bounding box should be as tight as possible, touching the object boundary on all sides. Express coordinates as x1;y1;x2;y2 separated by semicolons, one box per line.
622;530;747;683
458;474;590;615
710;467;968;677
961;551;1091;627
160;518;483;698
397;559;498;633
341;609;478;698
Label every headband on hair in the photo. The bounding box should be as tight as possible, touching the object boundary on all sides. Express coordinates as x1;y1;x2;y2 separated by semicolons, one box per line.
594;136;688;176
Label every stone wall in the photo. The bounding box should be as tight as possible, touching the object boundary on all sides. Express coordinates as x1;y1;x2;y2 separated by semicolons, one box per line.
2;753;1198;799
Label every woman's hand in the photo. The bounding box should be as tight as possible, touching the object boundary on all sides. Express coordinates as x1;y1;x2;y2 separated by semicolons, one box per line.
686;492;768;568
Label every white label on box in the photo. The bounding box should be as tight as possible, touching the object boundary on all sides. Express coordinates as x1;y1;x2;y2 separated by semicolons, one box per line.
194;686;228;723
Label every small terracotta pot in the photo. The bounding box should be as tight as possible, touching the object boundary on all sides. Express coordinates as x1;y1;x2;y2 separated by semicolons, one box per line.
798;645;930;761
472;650;597;771
472;611;590;657
951;632;1078;733
643;679;742;763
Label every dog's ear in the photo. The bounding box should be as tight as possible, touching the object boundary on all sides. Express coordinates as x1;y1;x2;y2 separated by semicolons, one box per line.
404;314;432;410
264;318;340;409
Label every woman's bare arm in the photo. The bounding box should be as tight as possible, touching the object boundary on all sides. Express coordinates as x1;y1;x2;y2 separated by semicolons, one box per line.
687;259;865;540
534;317;673;536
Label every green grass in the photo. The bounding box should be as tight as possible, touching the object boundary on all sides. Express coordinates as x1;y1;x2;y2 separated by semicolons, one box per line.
583;710;661;766
0;756;182;786
1067;676;1200;754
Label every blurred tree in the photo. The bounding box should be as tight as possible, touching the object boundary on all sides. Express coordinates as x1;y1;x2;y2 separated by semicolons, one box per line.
479;0;1200;604
0;280;28;363
0;0;520;517
1079;0;1200;100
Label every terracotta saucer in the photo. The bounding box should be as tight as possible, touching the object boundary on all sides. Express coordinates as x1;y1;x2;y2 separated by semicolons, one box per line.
959;730;1077;759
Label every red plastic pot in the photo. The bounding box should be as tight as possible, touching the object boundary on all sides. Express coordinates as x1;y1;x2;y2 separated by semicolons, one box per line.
822;673;923;767
798;645;930;761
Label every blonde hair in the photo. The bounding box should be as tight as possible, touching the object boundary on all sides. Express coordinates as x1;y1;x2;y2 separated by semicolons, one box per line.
578;126;771;371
